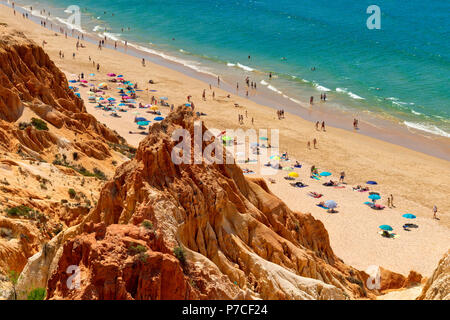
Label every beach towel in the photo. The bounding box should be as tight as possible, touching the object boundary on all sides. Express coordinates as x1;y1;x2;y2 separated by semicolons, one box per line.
311;175;320;180
308;193;323;198
316;204;329;209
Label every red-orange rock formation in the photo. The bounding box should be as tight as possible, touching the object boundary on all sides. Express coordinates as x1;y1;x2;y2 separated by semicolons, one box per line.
0;29;131;287
39;107;377;300
417;250;449;300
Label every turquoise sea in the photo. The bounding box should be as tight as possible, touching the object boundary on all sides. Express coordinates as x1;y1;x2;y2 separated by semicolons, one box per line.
7;0;450;138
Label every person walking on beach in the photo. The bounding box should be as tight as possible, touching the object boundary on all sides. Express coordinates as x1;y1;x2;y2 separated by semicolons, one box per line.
202;90;206;101
212;91;215;99
390;194;395;207
323;93;327;101
433;205;438;219
269;72;272;80
236;82;239;91
142;58;146;67
313;138;317;149
320;93;323;101
307;141;311;149
310;96;314;105
251;117;254;125
339;171;345;183
217;76;220;87
315;121;319;131
97;63;100;71
321;121;326;131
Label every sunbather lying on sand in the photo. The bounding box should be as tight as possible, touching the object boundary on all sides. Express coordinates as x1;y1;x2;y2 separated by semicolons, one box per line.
242;168;254;174
308;191;323;198
353;185;369;192
290;181;307;188
323;180;338;186
294;161;302;168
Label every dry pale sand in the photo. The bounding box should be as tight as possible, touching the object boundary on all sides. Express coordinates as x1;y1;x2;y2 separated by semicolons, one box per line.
1;5;449;277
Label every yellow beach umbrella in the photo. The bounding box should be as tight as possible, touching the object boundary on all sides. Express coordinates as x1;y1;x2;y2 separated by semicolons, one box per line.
288;172;299;178
151;105;159;111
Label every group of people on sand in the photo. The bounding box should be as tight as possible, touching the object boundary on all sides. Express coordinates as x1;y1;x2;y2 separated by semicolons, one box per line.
315;121;326;131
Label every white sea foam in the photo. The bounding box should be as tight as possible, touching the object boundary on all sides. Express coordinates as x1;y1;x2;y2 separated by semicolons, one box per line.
336;87;364;100
101;32;121;42
54;17;84;33
93;25;103;32
289;98;302;104
227;62;236;67
267;85;282;94
260;80;269;86
411;110;422;115
404;121;450;138
313;82;330;92
236;63;254;72
127;42;218;77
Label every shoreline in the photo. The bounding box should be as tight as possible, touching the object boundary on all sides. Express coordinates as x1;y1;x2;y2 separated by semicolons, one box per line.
3;0;450;161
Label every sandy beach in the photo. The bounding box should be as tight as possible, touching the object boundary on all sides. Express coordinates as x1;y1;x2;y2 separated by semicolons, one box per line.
1;3;449;279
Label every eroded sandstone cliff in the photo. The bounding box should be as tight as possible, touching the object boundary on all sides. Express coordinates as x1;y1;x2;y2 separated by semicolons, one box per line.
21;106;378;300
0;28;133;294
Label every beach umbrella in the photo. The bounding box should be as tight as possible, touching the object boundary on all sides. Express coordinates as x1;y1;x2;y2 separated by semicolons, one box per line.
160;97;168;100
75;93;81;98
185;103;191;107
324;200;337;209
80;80;88;83
270;155;280;160
89;73;95;76
137;121;150;126
118;103;126;106
154;116;164;121
369;192;380;195
69;80;77;83
379;225;393;231
366;181;378;185
259;137;268;141
151;106;159;111
117;75;123;78
135;117;147;122
368;194;381;200
402;214;416;219
320;171;331;177
107;97;116;101
288;172;299;178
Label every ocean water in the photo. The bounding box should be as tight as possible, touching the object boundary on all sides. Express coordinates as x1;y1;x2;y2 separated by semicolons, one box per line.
7;0;450;138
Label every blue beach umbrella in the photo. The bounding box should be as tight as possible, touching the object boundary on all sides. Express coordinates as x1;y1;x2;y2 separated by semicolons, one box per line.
402;214;416;219
368;194;381;200
137;121;150;126
135;117;147;122
69;80;77;83
89;73;95;76
320;171;331;177
154;116;164;121
379;225;393;231
75;93;81;98
118;103;126;106
107;97;116;101
117;75;123;78
160;97;168;100
366;180;378;185
185;103;191;107
259;137;268;141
